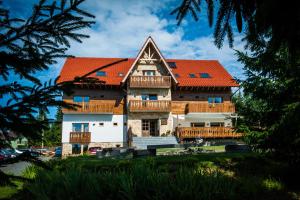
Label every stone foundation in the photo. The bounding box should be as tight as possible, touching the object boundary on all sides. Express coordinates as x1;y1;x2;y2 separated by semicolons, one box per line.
62;142;125;158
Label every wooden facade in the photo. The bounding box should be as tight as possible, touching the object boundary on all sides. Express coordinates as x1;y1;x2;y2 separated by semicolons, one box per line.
69;132;91;143
176;127;242;139
129;76;171;88
129;100;171;112
187;102;235;113
62;100;115;114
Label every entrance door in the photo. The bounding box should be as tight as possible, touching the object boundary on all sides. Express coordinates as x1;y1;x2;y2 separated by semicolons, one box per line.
142;119;158;136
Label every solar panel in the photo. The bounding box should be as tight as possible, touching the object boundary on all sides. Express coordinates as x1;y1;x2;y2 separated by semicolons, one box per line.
200;73;211;78
96;71;106;76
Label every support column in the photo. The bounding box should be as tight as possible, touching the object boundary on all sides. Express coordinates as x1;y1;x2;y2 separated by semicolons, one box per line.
80;144;84;155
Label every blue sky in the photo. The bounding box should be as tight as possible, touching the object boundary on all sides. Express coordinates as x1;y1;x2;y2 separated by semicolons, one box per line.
2;0;245;119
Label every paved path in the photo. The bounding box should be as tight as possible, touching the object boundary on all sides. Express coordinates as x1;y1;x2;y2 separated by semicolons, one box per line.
0;156;52;176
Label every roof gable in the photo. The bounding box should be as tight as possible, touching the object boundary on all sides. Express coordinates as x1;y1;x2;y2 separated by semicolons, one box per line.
121;36;178;83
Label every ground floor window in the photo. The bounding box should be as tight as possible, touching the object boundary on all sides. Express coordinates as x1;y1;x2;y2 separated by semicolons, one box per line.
191;122;205;127
210;122;224;127
72;144;88;154
142;119;158;136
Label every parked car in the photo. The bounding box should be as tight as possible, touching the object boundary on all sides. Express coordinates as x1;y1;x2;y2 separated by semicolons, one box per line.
0;153;5;161
54;147;62;157
0;149;16;159
88;147;102;155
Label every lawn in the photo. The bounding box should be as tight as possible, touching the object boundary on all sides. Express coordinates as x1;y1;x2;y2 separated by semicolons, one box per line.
156;145;225;154
1;152;299;199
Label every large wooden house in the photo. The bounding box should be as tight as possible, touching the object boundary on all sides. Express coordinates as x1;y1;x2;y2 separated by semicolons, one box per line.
59;37;240;156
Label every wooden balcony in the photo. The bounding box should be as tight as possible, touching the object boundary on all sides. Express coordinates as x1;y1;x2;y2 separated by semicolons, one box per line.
129;76;171;88
187;102;235;113
69;132;91;143
129;100;171;112
176;127;242;139
62;101;114;114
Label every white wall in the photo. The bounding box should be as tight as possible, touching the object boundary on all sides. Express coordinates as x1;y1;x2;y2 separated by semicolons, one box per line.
62;114;127;143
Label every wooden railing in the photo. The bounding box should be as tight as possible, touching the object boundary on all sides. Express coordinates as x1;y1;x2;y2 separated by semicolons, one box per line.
129;76;171;88
62;101;114;114
129;100;171;112
188;103;235;113
69;132;91;143
177;127;242;139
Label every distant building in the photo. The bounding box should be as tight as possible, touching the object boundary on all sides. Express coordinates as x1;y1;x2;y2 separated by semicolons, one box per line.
58;37;240;156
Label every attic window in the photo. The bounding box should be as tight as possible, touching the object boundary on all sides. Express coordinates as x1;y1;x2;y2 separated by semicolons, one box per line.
118;72;124;77
200;73;211;78
167;62;177;68
175;73;180;78
96;71;106;76
189;73;196;78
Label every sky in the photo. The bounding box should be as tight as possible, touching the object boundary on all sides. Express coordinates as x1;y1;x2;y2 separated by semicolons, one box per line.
2;0;245;119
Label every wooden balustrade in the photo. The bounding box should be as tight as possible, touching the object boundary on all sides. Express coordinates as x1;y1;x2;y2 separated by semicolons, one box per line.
69;132;91;143
129;100;171;112
62;101;115;114
177;127;242;139
188;102;235;113
129;76;171;88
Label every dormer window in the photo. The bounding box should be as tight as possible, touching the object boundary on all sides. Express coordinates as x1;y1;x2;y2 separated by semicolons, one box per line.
175;73;180;78
189;73;196;78
96;71;106;76
200;73;211;78
167;62;177;68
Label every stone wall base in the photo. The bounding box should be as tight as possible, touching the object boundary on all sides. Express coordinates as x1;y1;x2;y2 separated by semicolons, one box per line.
62;142;126;158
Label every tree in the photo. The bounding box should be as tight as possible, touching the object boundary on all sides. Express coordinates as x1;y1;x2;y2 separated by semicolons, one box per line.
172;0;300;163
0;0;95;185
43;106;62;147
0;0;95;144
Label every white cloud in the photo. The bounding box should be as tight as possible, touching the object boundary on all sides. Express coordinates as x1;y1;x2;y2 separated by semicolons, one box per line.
64;0;245;79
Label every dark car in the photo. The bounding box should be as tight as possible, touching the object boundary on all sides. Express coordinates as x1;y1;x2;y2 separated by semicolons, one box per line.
88;147;102;155
55;147;62;157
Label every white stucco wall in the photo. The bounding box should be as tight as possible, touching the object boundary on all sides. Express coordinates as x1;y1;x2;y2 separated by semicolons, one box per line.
62;114;127;143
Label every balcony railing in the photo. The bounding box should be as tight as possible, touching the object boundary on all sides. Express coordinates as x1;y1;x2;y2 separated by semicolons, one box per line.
62;101;114;114
176;127;242;139
69;132;91;143
129;100;171;112
129;76;171;88
187;102;235;113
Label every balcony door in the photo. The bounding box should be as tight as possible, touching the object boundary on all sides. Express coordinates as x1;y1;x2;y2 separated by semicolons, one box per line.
142;119;158;136
141;94;157;100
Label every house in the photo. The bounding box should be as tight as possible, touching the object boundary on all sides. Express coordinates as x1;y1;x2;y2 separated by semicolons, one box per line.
58;36;240;156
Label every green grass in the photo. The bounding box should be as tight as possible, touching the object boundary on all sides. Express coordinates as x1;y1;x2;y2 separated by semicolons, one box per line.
0;181;23;199
1;152;299;199
156;145;225;154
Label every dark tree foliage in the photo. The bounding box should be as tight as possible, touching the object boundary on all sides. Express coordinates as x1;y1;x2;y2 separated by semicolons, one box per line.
0;0;95;185
0;0;95;143
172;0;300;163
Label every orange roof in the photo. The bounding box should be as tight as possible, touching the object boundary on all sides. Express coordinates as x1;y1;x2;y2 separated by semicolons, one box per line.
58;57;239;87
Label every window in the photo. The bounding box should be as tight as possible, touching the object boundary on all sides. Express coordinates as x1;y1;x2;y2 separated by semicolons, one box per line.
124;122;127;126
210;122;224;127
142;94;157;100
96;71;106;76
99;122;104;127
208;97;223;104
174;73;180;78
189;73;196;78
113;122;118;126
200;73;211;78
191;122;205;127
179;95;184;98
118;72;124;77
73;96;89;103
143;70;155;76
72;123;89;132
195;96;199;99
167;62;177;68
100;95;104;98
142;120;150;131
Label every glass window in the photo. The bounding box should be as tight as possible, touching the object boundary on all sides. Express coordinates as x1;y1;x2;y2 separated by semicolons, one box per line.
189;73;196;78
210;122;224;127
149;94;158;100
143;70;155;76
200;73;211;78
73;96;89;103
191;122;205;127
96;71;106;76
175;73;180;78
167;62;177;68
72;123;89;132
141;95;149;100
72;123;82;132
73;96;83;102
208;97;223;103
113;122;118;126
